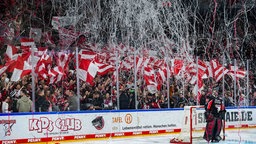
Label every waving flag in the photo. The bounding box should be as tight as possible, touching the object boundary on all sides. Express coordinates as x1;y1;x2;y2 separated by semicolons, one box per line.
11;61;32;82
77;59;98;86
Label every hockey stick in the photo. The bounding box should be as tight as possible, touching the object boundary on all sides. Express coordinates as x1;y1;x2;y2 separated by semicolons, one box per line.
222;119;225;140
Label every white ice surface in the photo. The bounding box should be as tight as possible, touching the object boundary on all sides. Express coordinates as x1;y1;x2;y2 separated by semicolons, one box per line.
64;128;256;144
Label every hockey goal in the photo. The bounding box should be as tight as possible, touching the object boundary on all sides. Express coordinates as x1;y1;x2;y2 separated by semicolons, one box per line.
170;105;225;144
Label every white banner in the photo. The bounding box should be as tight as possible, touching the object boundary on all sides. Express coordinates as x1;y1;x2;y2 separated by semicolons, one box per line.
0;107;255;143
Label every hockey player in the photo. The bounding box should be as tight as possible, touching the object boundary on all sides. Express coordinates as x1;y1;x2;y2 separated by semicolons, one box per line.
203;94;226;142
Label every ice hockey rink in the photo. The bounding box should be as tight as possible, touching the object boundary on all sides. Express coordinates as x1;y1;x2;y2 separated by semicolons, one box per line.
47;128;256;144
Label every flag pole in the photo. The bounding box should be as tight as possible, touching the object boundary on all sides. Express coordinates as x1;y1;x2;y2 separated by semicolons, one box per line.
234;59;237;106
31;45;36;112
76;47;80;111
222;53;226;140
166;56;170;108
134;49;138;109
246;60;249;106
196;56;199;105
222;54;225;102
115;50;120;110
75;0;80;111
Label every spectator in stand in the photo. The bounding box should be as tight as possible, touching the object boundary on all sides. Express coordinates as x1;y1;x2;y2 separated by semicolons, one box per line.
0;91;2;113
64;89;78;111
150;93;161;109
224;91;234;106
103;92;112;109
2;96;11;113
119;87;130;109
212;89;219;97
238;93;247;106
171;91;180;108
80;90;92;110
16;89;32;112
187;92;197;106
26;83;32;98
0;81;11;113
128;89;136;109
1;73;9;86
252;91;256;106
226;91;235;106
91;91;104;110
35;89;50;112
159;93;168;108
50;88;61;111
44;90;53;111
10;83;23;112
177;91;188;108
200;90;207;105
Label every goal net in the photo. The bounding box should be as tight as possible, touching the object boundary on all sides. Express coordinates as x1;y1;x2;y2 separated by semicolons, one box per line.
170;105;225;144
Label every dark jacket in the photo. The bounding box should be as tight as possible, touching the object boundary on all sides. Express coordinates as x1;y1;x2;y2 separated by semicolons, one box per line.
35;95;50;112
119;91;129;109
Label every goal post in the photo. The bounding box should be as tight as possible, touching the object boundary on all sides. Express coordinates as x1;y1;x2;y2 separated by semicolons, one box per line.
170;105;224;144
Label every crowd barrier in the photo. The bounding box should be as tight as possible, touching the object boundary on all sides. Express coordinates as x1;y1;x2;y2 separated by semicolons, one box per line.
0;106;256;144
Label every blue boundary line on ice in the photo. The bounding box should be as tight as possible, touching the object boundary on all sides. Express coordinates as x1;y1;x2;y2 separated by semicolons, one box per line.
0;106;255;116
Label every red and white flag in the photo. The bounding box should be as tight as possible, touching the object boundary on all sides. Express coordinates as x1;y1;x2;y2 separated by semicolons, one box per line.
77;59;98;86
198;59;208;78
136;57;150;74
79;50;97;60
20;38;37;52
156;67;167;83
34;47;47;56
94;61;115;76
56;51;74;71
171;59;184;75
228;66;246;79
210;59;229;82
10;61;32;82
48;66;65;84
143;66;160;94
0;65;8;76
5;45;19;61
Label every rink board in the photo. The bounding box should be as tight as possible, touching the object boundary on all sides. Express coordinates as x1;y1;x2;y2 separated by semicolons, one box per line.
0;107;256;144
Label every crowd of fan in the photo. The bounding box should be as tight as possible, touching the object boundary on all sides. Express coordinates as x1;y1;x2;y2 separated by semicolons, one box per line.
1;69;256;113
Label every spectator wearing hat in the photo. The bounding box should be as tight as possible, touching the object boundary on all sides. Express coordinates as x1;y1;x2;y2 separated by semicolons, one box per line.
16;89;32;112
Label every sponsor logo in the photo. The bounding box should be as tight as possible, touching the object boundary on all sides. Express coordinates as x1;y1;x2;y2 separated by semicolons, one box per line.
2;140;16;144
0;119;16;136
52;136;64;141
92;116;105;130
74;135;86;139
28;138;41;142
125;114;132;124
197;111;253;124
226;111;253;122
29;117;82;133
112;116;122;123
112;113;133;124
95;134;106;138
